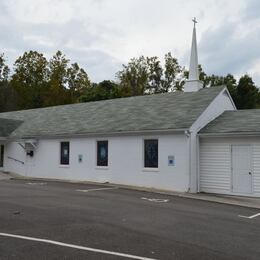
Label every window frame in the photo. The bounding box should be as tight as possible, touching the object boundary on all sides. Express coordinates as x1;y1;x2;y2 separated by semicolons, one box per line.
60;141;70;165
143;139;159;169
96;140;109;167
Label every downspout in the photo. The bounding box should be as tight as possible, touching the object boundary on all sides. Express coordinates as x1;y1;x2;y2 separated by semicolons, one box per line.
185;130;191;192
196;135;200;193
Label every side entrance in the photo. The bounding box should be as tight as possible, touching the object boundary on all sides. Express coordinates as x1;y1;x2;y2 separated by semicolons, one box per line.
0;144;4;169
199;139;258;197
231;145;252;194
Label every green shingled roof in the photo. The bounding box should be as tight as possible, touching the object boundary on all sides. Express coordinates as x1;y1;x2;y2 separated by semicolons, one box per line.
0;118;23;138
0;86;225;139
200;109;260;134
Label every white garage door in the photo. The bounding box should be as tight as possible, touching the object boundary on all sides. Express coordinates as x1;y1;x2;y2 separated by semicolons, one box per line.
200;141;232;194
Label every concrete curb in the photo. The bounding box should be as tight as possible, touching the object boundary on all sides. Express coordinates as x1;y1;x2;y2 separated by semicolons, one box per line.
0;171;14;180
6;173;260;210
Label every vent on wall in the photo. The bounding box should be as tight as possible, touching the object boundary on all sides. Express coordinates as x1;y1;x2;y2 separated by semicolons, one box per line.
19;140;38;153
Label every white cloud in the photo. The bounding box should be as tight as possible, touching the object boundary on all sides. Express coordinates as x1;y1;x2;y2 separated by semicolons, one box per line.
0;0;259;85
7;0;74;24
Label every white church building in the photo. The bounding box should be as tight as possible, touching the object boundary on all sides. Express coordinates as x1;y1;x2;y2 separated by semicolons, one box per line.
0;22;260;197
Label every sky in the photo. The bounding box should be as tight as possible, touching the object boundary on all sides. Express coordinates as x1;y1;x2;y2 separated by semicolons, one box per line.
0;0;260;85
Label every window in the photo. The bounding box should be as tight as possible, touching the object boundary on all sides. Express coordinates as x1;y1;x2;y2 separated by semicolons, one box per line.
144;139;158;168
60;142;70;165
97;141;108;166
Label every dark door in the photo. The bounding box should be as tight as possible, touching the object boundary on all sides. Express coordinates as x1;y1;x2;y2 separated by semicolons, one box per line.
0;145;4;168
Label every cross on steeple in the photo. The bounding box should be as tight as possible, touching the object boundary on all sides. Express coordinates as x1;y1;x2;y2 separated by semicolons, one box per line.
183;17;203;92
192;17;197;28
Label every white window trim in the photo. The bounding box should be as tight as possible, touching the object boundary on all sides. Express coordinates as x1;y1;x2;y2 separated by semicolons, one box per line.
142;167;159;172
59;165;70;168
95;166;109;170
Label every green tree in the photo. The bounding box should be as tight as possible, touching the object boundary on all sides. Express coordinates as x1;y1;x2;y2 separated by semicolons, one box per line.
0;53;10;82
236;74;258;109
45;51;70;106
0;82;17;112
80;80;121;102
11;51;48;109
203;73;237;98
147;53;183;93
199;69;259;109
162;52;183;92
146;56;163;93
0;54;17;112
197;65;238;105
117;56;149;96
117;53;183;95
67;62;91;101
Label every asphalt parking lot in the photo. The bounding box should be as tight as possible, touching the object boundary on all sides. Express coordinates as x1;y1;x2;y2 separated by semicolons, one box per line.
0;179;259;260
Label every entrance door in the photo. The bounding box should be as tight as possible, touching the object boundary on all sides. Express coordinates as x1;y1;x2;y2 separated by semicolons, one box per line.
0;145;4;168
232;145;252;194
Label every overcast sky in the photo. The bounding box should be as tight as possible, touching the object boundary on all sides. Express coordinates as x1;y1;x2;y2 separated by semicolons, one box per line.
0;0;260;85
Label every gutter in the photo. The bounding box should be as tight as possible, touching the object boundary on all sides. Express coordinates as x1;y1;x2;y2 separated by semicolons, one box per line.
6;128;189;141
199;132;260;138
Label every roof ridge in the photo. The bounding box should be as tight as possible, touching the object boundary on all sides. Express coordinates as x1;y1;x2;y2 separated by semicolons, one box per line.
0;91;181;115
0;86;225;116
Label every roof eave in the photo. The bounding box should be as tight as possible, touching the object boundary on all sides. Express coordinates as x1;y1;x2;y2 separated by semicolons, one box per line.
199;131;260;137
7;128;189;141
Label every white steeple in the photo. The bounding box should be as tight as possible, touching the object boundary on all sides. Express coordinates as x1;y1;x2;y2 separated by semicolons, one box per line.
183;17;203;92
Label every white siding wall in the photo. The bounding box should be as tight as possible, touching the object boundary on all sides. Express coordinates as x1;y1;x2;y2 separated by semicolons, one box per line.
4;142;26;175
200;137;260;197
189;89;236;192
4;133;190;192
252;145;260;195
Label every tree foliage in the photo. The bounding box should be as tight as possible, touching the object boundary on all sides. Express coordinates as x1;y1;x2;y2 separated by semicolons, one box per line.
11;51;48;109
0;54;17;112
3;50;92;111
198;65;259;109
44;51;70;106
163;52;184;92
0;53;10;82
117;56;149;96
80;80;122;102
117;52;184;95
0;51;259;113
236;75;259;109
67;62;91;100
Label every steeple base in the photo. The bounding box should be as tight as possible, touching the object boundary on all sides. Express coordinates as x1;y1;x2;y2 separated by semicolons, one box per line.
183;80;203;92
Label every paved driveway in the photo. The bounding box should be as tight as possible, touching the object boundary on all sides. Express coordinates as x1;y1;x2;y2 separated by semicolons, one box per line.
0;179;259;260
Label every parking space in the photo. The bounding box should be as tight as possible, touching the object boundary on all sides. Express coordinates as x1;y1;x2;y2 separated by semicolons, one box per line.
0;179;260;259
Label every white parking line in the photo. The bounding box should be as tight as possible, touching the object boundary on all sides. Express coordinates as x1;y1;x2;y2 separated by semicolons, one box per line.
76;187;117;193
27;182;47;186
238;213;260;219
0;232;157;260
141;197;169;203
